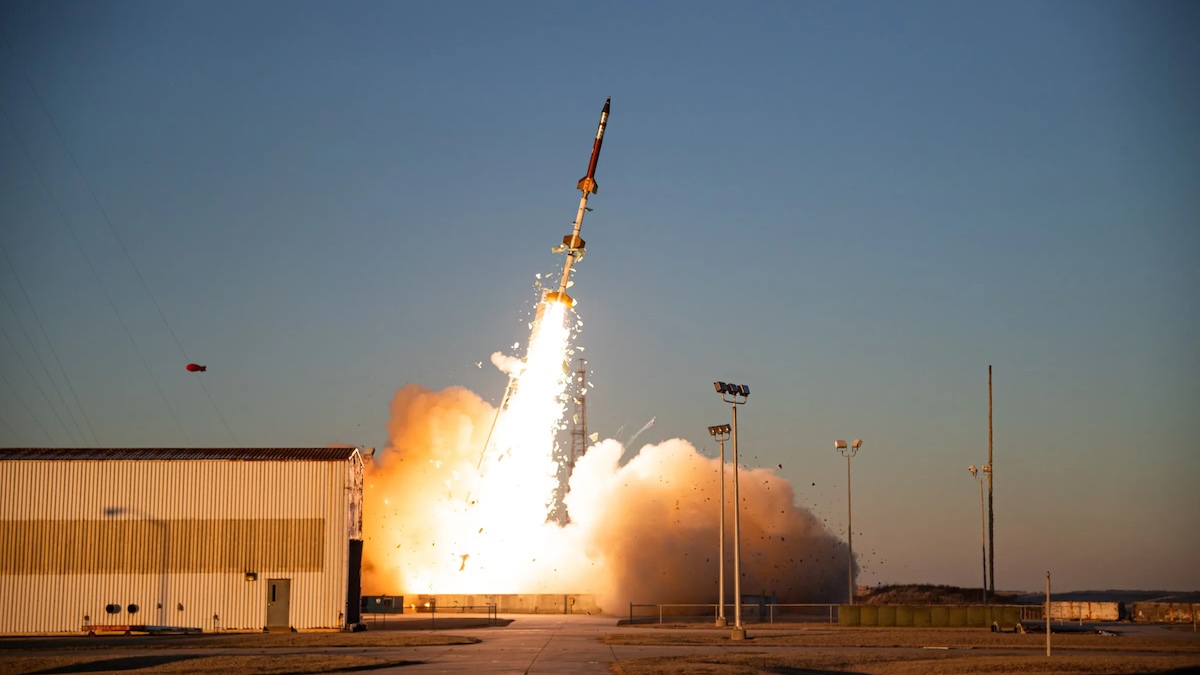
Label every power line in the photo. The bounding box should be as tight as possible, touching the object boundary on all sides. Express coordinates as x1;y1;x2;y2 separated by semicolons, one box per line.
0;103;191;446
0;366;53;444
0;405;26;445
0;242;98;445
194;374;235;445
2;27;238;446
0;282;87;445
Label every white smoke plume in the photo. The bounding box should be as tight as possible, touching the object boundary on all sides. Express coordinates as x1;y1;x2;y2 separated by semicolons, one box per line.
362;384;854;610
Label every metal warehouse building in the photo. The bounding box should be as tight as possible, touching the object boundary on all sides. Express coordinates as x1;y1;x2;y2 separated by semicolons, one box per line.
0;448;364;635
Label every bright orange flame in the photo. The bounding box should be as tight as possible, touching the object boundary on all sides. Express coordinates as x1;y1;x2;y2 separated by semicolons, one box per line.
397;300;584;593
363;296;855;607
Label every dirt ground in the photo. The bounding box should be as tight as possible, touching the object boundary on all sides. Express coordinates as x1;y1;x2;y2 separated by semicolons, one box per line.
0;620;1197;675
611;652;1200;675
606;623;1200;675
0;625;484;675
0;653;416;675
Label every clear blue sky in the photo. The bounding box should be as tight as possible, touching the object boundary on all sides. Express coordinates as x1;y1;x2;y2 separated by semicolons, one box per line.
1;1;1197;592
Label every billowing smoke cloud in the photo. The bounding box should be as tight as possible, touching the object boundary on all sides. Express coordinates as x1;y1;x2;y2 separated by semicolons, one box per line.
363;384;853;610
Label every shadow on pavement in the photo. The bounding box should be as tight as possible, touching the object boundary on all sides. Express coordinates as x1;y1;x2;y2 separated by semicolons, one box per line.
30;654;204;673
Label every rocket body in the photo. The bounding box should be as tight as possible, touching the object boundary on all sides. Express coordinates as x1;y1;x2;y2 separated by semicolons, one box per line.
546;98;610;306
576;98;609;195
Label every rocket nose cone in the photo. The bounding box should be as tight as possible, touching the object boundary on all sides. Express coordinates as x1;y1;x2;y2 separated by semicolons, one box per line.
603;98;610;113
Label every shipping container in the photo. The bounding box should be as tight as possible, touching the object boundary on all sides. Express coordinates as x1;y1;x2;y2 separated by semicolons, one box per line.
0;448;364;635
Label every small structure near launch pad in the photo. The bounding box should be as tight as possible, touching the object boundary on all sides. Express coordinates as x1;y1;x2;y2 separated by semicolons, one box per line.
0;447;365;635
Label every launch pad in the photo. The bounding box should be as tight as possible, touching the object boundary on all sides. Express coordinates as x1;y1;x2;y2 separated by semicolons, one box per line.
377;593;602;615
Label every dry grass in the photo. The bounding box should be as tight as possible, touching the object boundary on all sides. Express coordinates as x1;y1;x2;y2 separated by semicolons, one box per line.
606;624;1200;675
610;651;1200;675
0;628;485;652
0;629;481;674
0;653;417;675
605;625;1200;653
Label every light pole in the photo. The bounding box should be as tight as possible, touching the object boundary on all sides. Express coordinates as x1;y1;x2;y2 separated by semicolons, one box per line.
104;507;169;626
834;438;862;605
708;423;731;627
714;381;749;640
968;464;990;606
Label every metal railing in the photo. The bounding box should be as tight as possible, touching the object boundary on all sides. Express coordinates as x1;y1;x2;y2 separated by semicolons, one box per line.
628;603;839;625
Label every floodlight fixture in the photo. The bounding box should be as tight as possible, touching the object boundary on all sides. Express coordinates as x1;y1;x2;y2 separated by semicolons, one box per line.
714;381;750;403
835;436;865;603
709;422;732;626
711;378;750;638
708;424;731;439
968;462;989;605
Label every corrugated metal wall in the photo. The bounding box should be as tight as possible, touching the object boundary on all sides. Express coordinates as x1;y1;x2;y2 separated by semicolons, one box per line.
0;457;356;634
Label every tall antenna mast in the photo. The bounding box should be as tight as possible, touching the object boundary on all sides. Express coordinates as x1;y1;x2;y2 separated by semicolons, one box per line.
569;358;588;469
988;365;995;596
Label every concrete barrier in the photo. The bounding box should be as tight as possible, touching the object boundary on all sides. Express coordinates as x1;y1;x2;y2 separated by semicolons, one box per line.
1131;603;1197;624
400;594;602;615
839;605;1023;629
1048;601;1120;621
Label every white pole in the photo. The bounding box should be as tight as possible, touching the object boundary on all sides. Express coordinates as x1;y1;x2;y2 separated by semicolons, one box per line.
731;404;744;639
846;453;854;605
1046;571;1051;656
979;479;987;607
717;438;726;626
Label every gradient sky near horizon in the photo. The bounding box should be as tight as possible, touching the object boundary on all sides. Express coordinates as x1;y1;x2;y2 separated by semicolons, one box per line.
1;1;1197;593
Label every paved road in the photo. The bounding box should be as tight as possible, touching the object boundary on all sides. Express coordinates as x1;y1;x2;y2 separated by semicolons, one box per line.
343;615;1200;674
363;614;919;674
351;615;1010;674
372;614;621;674
5;615;1196;674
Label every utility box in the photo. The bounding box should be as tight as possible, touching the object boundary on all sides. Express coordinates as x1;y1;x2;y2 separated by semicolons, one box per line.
362;595;405;614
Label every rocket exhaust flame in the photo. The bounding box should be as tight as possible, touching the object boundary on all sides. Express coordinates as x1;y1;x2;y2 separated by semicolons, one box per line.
364;383;857;606
360;98;855;607
362;298;856;604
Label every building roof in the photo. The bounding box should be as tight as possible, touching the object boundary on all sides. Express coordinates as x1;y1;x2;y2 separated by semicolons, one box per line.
0;448;362;461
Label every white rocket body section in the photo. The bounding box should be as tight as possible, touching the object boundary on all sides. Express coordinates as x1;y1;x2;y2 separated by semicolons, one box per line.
544;98;610;308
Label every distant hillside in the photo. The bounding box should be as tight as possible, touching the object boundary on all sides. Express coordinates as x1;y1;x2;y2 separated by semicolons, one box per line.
860;584;1016;605
861;584;1200;606
1010;589;1200;605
